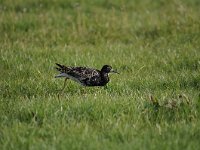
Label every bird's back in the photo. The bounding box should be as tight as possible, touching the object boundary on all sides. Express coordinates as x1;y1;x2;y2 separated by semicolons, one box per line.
55;63;104;86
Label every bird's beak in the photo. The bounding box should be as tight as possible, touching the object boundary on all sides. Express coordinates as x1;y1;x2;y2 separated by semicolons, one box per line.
110;69;119;74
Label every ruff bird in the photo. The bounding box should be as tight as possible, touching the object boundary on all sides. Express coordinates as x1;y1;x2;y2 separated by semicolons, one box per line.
55;63;119;91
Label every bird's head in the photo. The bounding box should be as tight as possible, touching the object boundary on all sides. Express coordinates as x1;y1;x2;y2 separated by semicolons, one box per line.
101;65;119;74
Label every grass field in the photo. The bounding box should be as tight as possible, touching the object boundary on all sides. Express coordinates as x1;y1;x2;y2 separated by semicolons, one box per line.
0;0;200;149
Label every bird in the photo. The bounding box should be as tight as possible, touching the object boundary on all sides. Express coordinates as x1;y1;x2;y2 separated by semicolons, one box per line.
55;63;119;91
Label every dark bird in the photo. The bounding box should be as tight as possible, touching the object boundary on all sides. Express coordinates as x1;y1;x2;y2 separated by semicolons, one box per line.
55;63;119;91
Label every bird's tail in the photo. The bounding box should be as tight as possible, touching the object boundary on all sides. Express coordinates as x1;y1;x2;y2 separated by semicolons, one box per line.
55;63;65;72
55;63;68;78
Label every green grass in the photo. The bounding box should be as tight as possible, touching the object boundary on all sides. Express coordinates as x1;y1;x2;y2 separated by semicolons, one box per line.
0;0;200;149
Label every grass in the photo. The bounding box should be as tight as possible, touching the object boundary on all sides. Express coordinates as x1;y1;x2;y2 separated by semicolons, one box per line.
0;0;200;149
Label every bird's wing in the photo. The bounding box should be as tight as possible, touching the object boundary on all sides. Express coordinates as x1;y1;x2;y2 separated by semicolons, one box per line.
67;67;100;80
56;63;100;80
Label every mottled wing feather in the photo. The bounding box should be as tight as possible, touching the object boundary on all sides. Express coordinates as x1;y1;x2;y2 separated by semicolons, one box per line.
56;64;100;80
67;67;100;80
84;74;102;86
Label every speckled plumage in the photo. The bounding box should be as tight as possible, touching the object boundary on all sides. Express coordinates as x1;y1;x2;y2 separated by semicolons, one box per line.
55;63;118;86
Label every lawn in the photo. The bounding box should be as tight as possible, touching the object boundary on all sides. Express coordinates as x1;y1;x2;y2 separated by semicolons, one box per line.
0;0;200;149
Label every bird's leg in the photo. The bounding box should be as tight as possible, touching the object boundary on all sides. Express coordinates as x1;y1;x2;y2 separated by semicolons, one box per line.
57;78;68;99
61;78;68;93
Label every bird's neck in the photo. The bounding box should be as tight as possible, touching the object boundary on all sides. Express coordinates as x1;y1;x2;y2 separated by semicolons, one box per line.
100;72;109;85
